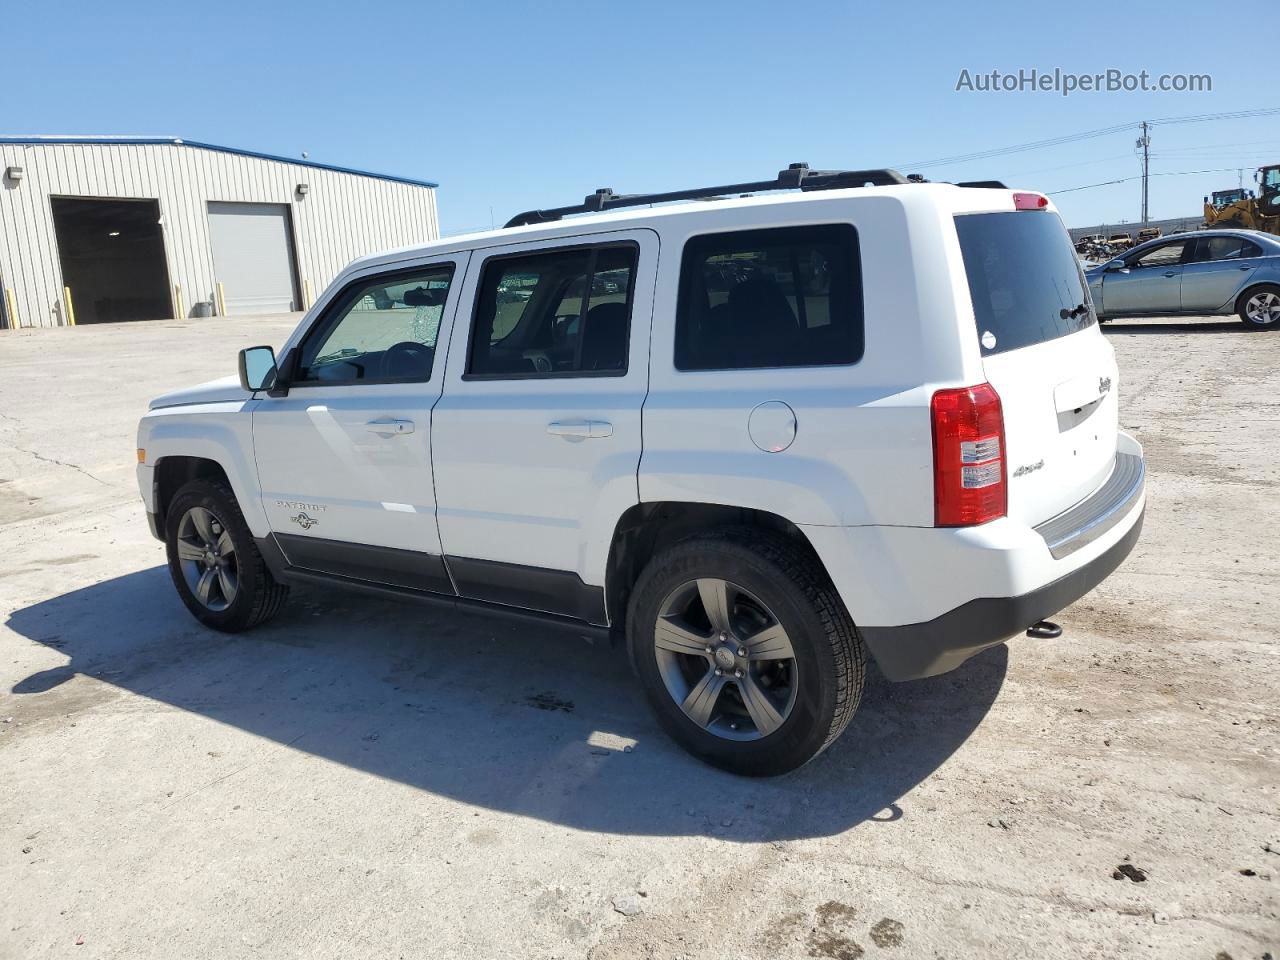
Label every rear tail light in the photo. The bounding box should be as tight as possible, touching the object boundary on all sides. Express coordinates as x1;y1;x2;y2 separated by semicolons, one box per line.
1013;192;1049;210
931;383;1007;527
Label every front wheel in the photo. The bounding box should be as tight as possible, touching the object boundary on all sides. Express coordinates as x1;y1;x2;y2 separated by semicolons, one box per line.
164;479;289;631
626;529;865;776
1238;284;1280;329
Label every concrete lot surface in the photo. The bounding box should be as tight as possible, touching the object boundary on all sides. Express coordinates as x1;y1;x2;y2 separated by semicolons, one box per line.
1;315;1277;959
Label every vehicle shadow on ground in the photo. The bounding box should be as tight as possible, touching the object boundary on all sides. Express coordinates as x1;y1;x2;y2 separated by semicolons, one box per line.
6;566;1007;841
1103;319;1249;334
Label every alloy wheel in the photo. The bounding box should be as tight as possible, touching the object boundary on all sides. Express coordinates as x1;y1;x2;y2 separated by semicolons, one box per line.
653;577;798;741
1245;291;1280;325
175;506;239;611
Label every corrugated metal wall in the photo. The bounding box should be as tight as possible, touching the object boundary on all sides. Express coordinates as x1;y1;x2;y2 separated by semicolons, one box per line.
0;141;439;329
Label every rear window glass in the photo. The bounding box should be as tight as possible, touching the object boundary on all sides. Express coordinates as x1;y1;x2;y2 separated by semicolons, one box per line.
954;212;1095;356
674;224;863;370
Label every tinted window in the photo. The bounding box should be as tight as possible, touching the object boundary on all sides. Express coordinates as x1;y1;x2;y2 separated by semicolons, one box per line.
1191;236;1262;262
468;244;635;377
1130;241;1188;267
954;212;1095;357
675;225;862;371
298;266;454;383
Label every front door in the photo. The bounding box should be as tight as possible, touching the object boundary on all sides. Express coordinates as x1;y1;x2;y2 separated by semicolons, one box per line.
251;256;466;592
1100;238;1189;314
431;230;657;624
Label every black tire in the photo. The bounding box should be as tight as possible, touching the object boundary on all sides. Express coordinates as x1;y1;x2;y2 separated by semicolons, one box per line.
626;528;865;776
1236;284;1280;329
164;478;289;631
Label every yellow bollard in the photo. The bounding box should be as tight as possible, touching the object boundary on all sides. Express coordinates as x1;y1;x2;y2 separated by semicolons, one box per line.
63;286;76;326
3;287;17;330
215;282;227;317
174;284;185;320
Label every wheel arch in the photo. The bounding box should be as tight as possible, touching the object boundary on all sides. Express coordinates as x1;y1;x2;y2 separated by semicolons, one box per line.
603;501;827;631
1235;279;1280;313
154;456;232;534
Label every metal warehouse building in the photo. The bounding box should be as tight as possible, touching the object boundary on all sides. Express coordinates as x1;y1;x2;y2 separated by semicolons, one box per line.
0;136;439;329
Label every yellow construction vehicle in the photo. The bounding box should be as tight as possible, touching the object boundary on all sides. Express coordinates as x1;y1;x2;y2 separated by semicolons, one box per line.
1203;164;1280;235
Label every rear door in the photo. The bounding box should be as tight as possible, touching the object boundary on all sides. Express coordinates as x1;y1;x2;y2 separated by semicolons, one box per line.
1096;238;1189;315
954;210;1118;526
1180;235;1263;312
431;230;656;623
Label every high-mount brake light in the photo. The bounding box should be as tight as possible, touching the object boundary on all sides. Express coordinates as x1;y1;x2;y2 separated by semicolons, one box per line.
931;384;1007;527
1013;192;1049;210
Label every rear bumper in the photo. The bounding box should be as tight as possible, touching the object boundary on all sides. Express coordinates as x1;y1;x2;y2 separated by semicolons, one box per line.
802;431;1146;681
860;507;1143;680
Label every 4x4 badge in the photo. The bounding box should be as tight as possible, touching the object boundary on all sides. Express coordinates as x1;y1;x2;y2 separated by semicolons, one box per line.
1099;376;1112;395
291;512;320;530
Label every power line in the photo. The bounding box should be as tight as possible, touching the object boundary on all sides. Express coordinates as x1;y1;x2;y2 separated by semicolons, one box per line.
893;122;1135;170
1149;107;1280;126
1048;167;1248;195
894;107;1280;171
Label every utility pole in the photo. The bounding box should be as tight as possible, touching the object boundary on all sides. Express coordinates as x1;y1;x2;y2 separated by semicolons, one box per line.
1137;121;1151;224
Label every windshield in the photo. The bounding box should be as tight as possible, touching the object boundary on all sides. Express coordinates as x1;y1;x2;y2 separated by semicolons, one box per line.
954;211;1095;357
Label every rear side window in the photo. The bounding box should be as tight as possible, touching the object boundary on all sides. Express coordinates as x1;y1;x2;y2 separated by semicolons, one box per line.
954;212;1095;357
467;244;635;377
675;225;863;371
1190;236;1263;262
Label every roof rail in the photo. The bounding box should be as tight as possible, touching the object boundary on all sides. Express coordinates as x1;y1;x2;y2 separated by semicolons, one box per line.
504;163;910;228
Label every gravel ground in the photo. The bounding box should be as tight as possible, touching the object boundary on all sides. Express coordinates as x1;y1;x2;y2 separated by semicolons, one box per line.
1;314;1276;959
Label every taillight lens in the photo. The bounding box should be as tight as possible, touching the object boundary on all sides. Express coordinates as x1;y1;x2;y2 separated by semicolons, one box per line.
932;383;1007;527
1013;192;1049;210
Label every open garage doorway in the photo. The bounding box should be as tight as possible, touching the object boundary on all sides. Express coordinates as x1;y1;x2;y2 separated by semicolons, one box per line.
51;197;172;324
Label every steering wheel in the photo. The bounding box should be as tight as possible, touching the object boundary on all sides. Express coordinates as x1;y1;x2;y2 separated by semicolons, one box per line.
383;340;434;379
522;350;553;374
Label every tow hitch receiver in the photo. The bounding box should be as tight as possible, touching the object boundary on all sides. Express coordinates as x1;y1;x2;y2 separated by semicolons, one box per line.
1027;620;1063;639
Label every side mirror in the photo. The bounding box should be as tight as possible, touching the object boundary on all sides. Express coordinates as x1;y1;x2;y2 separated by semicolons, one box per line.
238;345;277;391
1104;259;1127;272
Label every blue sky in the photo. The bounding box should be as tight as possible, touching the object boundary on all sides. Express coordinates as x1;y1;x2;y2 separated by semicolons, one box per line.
7;0;1275;231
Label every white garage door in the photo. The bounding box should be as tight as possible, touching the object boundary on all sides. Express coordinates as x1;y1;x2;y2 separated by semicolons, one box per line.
207;202;299;315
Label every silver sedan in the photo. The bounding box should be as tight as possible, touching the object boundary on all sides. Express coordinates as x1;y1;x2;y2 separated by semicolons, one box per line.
1085;229;1280;329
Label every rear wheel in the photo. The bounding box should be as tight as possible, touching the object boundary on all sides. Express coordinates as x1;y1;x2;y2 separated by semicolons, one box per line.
627;529;864;776
1237;284;1280;329
165;479;289;631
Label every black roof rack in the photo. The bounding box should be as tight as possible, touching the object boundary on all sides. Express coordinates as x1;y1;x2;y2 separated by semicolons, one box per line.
504;163;910;228
956;180;1009;189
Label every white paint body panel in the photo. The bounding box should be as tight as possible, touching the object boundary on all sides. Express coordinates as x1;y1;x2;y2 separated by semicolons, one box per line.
137;400;269;536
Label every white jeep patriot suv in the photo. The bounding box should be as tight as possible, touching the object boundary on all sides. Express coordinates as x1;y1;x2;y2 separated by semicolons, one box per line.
136;165;1145;775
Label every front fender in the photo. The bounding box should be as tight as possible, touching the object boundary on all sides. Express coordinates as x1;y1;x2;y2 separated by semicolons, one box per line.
137;400;267;536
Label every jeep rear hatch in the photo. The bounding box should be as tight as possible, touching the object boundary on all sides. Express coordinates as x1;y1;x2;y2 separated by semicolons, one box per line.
954;208;1119;528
